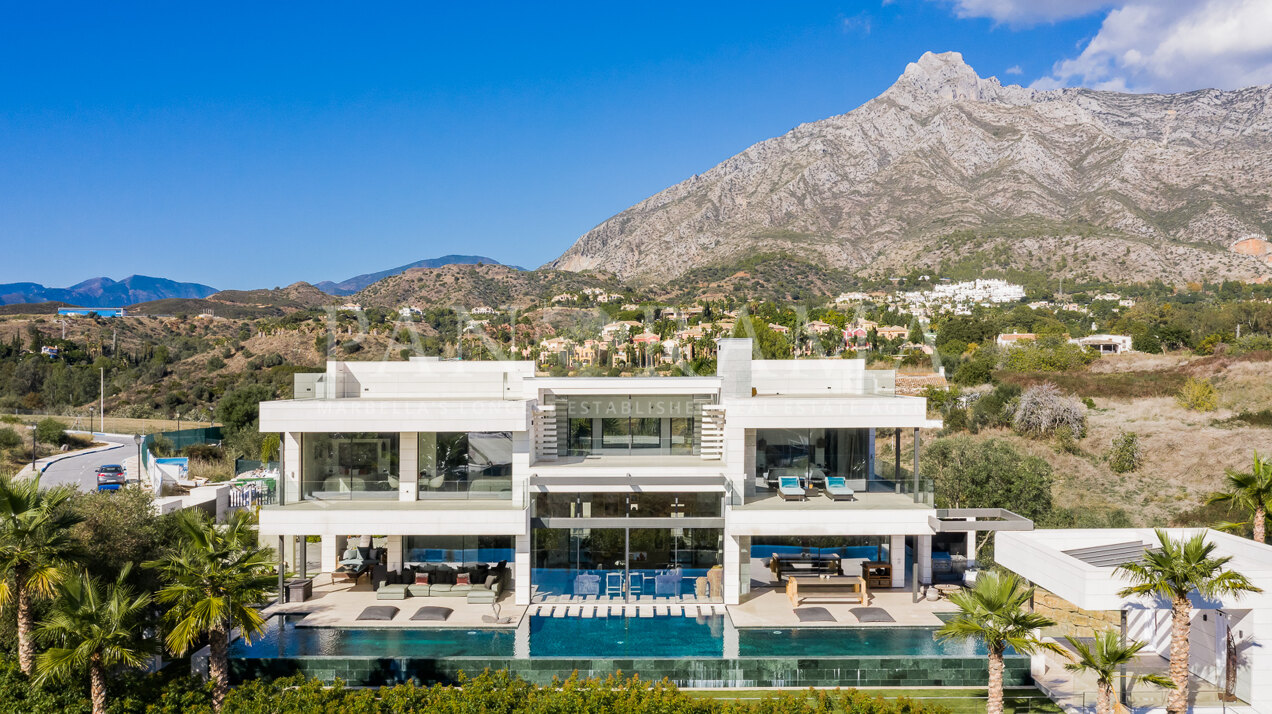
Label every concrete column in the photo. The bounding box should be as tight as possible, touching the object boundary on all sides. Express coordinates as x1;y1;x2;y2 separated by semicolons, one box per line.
512;431;531;508
918;535;932;586
386;535;403;571
514;533;531;605
967;518;978;565
723;532;743;604
321;534;347;574
737;536;752;598
889;535;906;589
283;432;301;504
399;432;417;502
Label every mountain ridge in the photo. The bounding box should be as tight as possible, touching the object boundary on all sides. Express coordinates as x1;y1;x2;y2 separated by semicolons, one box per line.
0;275;218;307
546;51;1272;285
315;255;518;295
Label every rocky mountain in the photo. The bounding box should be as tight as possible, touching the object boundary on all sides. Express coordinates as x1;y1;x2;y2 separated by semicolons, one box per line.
547;52;1272;285
352;263;622;311
315;255;516;295
0;275;218;307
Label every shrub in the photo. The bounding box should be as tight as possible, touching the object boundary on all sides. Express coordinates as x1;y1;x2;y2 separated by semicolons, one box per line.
340;339;362;354
185;443;224;461
1106;430;1142;473
1053;425;1081;455
1176;377;1218;412
1230;334;1272;355
1002;335;1098;372
33;417;65;445
0;428;20;450
969;383;1020;432
1010;383;1086;439
149;433;175;457
206;355;225;370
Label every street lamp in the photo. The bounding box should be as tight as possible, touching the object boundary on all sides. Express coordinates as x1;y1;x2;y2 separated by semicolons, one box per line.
133;433;143;487
29;425;37;473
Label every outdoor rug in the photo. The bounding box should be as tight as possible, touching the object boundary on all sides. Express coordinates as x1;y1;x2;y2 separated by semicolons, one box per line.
410;606;454;622
850;607;895;623
356;606;399;621
793;607;836;623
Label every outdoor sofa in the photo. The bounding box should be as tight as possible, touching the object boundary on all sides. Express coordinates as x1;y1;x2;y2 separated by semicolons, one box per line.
376;561;510;605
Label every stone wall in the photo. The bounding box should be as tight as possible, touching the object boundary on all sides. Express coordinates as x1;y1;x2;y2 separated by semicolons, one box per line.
1033;587;1121;639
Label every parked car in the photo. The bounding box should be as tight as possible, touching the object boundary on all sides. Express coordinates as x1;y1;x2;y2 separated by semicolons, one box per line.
96;464;127;491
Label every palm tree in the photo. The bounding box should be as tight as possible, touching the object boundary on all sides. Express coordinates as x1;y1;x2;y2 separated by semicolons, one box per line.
936;571;1065;714
33;566;154;714
1063;630;1172;714
1117;529;1262;714
1206;451;1272;542
145;509;276;711
0;475;84;674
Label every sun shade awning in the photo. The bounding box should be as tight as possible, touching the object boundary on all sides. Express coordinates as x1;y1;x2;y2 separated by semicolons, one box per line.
1061;541;1150;568
928;508;1034;533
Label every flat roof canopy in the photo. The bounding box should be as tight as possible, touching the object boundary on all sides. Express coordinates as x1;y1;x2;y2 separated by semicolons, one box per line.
928;508;1033;532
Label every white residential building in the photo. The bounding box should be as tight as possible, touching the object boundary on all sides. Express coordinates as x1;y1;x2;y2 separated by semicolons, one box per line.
257;339;1008;610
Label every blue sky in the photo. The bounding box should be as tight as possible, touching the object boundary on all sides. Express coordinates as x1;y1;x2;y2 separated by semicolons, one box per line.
2;1;1266;289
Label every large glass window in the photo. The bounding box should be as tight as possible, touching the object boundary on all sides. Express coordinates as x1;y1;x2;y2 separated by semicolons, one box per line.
300;432;400;500
531;526;723;602
404;535;514;564
418;432;513;499
755;428;871;488
557;395;707;456
533;492;723;519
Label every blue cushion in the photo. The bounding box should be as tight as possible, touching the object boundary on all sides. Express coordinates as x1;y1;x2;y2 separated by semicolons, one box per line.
779;476;800;489
827;477;847;488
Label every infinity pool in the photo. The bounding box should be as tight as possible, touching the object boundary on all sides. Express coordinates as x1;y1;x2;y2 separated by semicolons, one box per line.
229;615;990;659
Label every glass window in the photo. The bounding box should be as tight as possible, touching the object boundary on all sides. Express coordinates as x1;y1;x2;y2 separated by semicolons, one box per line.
533;492;723;519
600;417;629;451
404;535;513;564
630;418;660;450
755;428;871;486
300;433;399;500
418;432;512;499
670;418;694;455
567;418;592;456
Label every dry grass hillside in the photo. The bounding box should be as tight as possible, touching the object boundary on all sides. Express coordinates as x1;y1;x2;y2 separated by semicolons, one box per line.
353;263;625;309
989;351;1272;526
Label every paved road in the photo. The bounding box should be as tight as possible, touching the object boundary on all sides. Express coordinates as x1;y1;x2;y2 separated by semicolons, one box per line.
37;433;137;491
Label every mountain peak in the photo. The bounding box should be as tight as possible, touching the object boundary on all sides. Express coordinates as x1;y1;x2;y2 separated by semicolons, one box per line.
886;51;1021;106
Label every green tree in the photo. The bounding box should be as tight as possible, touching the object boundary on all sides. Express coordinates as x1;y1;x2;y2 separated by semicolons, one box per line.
259;433;281;464
0;476;84;674
214;384;274;433
145;509;276;711
1206;452;1272;543
33;418;66;446
33;566;154;714
1063;630;1172;714
1117;530;1262;714
936;572;1062;714
923;436;1054;522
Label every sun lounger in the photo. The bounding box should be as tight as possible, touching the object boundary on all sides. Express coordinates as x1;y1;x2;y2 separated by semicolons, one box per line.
778;476;806;501
823;476;855;501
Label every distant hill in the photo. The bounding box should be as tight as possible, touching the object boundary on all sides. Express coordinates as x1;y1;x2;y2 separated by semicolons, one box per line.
315;255;517;295
352;263;621;310
0;275;218;307
548;51;1272;286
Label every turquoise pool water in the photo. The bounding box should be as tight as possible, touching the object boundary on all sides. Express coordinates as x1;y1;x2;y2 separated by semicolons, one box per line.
229;615;989;659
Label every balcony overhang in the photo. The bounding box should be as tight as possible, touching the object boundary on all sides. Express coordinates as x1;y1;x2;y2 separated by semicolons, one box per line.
528;473;727;490
928;508;1033;533
260;398;531;433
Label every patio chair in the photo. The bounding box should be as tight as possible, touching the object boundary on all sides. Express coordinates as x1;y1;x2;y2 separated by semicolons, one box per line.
605;572;623;597
823;476;855;501
778;476;805;501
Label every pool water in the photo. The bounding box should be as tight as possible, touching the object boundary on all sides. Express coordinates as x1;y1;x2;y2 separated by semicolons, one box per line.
229;615;990;659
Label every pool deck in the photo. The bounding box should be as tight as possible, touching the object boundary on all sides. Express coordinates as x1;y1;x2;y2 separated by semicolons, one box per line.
264;571;956;631
264;578;524;629
728;586;956;628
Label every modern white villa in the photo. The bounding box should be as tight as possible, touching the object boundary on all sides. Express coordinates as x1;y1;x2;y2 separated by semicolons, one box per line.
257;338;1016;609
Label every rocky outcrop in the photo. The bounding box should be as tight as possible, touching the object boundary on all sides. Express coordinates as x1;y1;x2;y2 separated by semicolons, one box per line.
547;52;1272;285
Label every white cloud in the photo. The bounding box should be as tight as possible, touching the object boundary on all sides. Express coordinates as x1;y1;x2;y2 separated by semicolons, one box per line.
943;0;1113;26
841;13;873;34
1033;0;1272;92
938;0;1272;92
1005;65;1023;74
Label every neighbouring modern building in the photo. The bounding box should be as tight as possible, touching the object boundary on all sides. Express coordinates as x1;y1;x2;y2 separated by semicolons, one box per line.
57;306;127;317
1074;334;1134;355
999;529;1272;710
258;339;1014;608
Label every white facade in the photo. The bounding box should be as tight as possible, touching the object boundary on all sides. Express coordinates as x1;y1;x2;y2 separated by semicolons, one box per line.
259;340;949;607
999;529;1272;710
